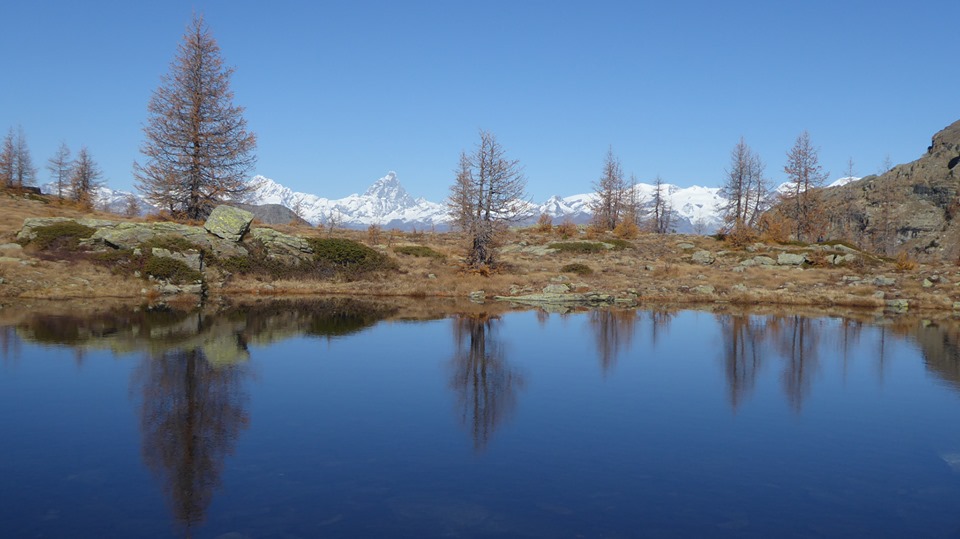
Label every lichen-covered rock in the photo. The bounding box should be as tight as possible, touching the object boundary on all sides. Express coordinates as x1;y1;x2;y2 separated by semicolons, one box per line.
17;217;117;242
691;250;715;264
777;253;806;265
204;205;254;242
89;222;247;258
542;283;569;294
249;227;313;264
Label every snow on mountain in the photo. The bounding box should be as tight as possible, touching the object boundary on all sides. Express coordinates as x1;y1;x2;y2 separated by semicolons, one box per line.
41;171;729;234
248;171;449;230
248;172;727;233
828;176;861;188
39;182;150;215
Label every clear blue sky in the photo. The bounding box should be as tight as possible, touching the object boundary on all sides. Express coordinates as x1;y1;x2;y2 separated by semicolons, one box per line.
2;1;957;202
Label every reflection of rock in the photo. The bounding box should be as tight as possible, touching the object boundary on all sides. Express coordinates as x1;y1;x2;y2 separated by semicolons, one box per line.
14;299;398;366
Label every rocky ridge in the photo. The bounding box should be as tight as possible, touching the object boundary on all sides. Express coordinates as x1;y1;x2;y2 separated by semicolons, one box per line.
822;118;960;260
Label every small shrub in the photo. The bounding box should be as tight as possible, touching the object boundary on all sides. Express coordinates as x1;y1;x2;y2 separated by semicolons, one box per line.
308;237;398;278
143;255;203;284
27;221;96;251
367;224;382;245
548;241;608;254
561;263;593;275
394;245;445;259
723;226;760;248
894;251;918;272
613;220;639;239
602;239;632;251
555;220;578;238
535;213;553;233
584;224;605;239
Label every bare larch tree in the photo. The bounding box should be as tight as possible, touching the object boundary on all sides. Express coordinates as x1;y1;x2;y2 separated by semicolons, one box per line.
720;137;769;230
47;142;73;200
783;130;828;241
71;146;103;209
0;126;37;188
447;130;527;268
649;175;673;234
590;147;628;230
135;14;257;220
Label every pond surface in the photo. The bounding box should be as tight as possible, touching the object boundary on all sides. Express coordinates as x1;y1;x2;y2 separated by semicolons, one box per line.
3;300;960;538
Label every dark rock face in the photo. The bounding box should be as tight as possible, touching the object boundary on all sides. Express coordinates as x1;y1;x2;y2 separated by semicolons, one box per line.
823;119;960;260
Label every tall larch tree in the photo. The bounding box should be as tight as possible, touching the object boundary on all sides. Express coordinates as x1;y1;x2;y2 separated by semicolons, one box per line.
135;14;257;220
0;126;37;188
47;142;73;200
720;137;768;230
590;147;628;230
783;130;828;241
447;130;528;269
71;146;103;209
649;175;673;234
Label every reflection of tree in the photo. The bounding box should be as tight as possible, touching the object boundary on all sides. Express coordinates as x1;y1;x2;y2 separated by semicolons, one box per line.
647;310;674;345
717;314;765;410
0;325;21;365
771;315;820;412
449;315;524;451
590;309;638;374
135;347;249;534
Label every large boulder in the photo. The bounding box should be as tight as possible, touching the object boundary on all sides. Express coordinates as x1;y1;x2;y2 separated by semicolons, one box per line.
249;227;314;264
204;205;254;242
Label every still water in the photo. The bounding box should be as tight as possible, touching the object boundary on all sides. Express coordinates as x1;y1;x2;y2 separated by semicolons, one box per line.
3;299;960;538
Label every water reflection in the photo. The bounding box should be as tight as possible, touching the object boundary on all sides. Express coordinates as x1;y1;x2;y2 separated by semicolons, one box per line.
449;314;525;451
717;315;764;410
135;347;249;533
589;309;638;374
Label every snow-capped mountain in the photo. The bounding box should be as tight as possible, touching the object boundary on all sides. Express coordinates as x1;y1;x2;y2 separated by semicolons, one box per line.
246;172;727;233
249;172;449;229
43;170;858;235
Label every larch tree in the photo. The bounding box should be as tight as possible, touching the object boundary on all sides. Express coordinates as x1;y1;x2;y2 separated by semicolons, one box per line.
135;14;257;220
720;137;768;230
71;146;103;209
783;131;828;242
0;131;13;187
590;147;628;230
0;126;37;188
447;130;528;269
649;175;673;234
47;142;73;200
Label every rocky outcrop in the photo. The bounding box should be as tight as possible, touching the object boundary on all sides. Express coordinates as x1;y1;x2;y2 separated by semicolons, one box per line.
822;118;960;260
250;227;313;264
204;205;254;242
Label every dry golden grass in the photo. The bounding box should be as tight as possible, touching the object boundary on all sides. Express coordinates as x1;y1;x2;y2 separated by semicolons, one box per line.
4;188;960;313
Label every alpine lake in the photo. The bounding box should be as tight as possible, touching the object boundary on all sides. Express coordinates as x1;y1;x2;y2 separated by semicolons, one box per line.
3;297;960;538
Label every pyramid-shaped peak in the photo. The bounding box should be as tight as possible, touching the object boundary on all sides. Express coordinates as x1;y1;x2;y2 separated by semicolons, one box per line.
363;171;415;206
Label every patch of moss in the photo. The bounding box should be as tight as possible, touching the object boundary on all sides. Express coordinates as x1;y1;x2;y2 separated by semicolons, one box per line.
143;255;203;284
394;245;446;259
27;221;96;251
561;263;593;275
548;241;608;254
601;239;632;251
141;234;203;254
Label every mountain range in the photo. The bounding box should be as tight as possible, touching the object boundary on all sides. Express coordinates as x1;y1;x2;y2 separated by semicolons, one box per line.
54;171;862;235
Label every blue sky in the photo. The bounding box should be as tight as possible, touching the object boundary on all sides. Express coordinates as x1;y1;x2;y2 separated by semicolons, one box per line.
2;1;957;202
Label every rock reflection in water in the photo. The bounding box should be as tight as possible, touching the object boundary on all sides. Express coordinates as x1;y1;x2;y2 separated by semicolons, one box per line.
449;314;525;451
134;346;249;533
